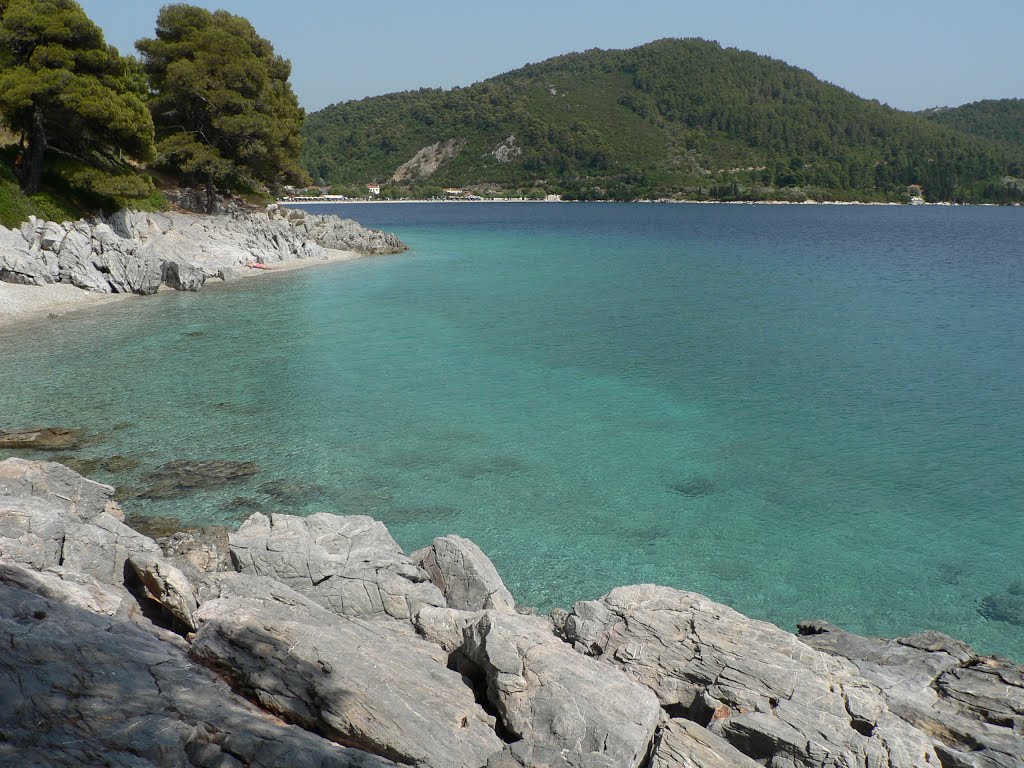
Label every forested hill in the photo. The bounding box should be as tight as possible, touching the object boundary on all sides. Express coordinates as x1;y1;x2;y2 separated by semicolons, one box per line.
302;39;1023;203
921;99;1024;149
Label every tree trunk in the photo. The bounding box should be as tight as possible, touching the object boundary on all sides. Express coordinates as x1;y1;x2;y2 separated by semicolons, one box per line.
24;106;47;195
205;172;215;214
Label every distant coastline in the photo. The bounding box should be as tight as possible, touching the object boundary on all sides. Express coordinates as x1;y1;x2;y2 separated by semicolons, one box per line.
282;197;1019;207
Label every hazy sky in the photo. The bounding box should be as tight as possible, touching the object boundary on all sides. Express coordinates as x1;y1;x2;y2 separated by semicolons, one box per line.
79;0;1023;113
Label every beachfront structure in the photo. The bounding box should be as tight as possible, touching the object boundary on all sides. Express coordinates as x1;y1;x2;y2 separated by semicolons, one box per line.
444;188;465;197
367;183;381;195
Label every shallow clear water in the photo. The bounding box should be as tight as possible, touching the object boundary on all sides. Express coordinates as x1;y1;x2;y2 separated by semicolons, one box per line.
1;202;1022;659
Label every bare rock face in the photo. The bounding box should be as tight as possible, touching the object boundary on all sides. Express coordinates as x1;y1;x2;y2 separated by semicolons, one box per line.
563;585;940;768
157;526;234;574
0;458;154;587
414;534;516;612
191;597;504;767
0;456;114;515
0;206;407;297
462;611;661;768
127;553;200;632
798;620;1024;768
228;512;445;623
390;138;467;183
413;604;487;652
650;718;762;768
0;570;396;768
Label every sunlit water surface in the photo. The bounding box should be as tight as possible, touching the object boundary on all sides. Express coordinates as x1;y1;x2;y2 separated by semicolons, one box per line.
1;202;1021;659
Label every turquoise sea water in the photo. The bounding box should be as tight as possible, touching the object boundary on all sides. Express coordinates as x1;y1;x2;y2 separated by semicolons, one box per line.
1;202;1022;659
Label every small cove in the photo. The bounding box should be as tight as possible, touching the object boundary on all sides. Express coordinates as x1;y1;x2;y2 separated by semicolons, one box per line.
1;202;1021;659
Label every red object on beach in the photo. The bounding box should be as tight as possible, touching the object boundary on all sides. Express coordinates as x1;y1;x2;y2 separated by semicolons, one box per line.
247;261;271;270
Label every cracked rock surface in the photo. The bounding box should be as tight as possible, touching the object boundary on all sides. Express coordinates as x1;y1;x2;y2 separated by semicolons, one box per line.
192;597;504;767
463;611;661;768
564;585;942;767
229;511;445;624
414;534;517;612
0;566;396;768
2;458;1023;768
0;206;407;295
798;619;1024;768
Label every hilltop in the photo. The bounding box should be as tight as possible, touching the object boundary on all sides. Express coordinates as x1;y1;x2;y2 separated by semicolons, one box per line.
302;39;1024;203
921;98;1024;149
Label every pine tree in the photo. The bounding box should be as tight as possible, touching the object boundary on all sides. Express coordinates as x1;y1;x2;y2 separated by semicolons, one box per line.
136;4;306;212
0;0;154;195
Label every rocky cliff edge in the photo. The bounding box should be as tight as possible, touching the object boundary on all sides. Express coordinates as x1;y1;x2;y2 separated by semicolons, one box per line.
0;205;407;296
0;457;1021;768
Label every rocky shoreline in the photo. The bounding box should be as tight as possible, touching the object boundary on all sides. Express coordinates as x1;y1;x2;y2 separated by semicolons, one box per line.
1;457;1020;767
0;205;407;325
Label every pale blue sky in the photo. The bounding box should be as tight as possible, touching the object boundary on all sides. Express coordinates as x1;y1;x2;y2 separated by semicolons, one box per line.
79;0;1023;113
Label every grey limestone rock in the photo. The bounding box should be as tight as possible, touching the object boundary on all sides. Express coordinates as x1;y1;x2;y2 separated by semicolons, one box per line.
650;718;762;768
284;210;408;255
0;572;396;768
61;510;163;586
462;611;661;768
0;224;56;284
91;222;164;294
0;205;407;297
0;561;125;617
415;533;517;612
563;585;940;768
229;511;445;623
191;570;325;612
0;457;115;516
158;526;234;573
414;604;487;652
128;552;200;632
798;619;1024;768
161;257;208;291
191;597;504;767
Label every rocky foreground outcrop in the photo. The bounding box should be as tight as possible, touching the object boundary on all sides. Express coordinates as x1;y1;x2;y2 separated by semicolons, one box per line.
1;457;1021;768
0;205;406;296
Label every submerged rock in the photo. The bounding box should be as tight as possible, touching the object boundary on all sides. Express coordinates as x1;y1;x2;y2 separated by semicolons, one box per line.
669;477;716;497
980;590;1024;626
139;459;260;499
0;426;87;451
51;454;140;475
258;478;328;505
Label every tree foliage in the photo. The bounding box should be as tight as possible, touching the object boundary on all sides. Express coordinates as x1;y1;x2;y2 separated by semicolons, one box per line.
302;38;1024;202
136;4;305;211
0;0;155;195
922;99;1024;149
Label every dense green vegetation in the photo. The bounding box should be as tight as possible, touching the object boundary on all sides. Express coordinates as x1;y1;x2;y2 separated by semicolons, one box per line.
0;0;155;197
303;39;1024;203
0;1;304;224
136;4;306;213
922;99;1024;149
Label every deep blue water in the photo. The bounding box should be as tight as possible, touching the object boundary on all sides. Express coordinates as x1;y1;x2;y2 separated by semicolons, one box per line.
1;202;1022;659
